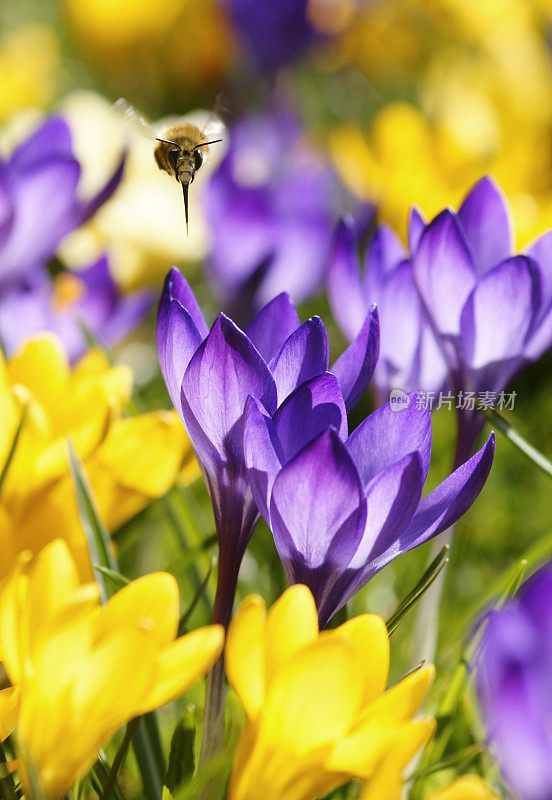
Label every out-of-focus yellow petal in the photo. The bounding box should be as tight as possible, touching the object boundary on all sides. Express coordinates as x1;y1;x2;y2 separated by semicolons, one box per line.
264;584;319;687
7;336;69;422
425;775;500;800
332;615;389;705
95;573;180;647
226;595;266;718
358;720;435;800
140;625;224;713
0;506;16;583
0;687;19;742
92;411;190;497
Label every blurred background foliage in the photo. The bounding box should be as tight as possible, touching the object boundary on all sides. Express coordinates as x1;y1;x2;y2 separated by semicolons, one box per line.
2;0;552;796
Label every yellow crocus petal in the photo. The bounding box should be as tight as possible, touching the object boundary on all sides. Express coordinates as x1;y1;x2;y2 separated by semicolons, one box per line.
92;411;190;497
0;506;16;583
357;664;436;729
425;775;500;800
7;335;69;421
0;687;19;741
226;595;267;718
332;615;390;705
264;584;319;688
95;572;180;647
0;552;31;685
358;720;435;800
25;540;81;646
261;638;363;754
140;624;224;713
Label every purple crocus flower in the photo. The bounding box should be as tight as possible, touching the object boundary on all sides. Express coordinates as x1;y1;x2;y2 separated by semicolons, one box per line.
330;176;552;466
477;566;552;800
244;377;494;627
223;0;317;73
0;116;125;289
328;214;449;403
157;266;379;626
413;176;552;464
204;112;340;321
0;256;153;363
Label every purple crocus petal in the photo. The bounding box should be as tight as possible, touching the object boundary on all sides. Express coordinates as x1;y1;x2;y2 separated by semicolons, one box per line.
413;209;477;343
519;569;552;643
375;432;495;566
269;316;329;404
274;372;348;460
331;305;379;413
327;217;368;342
246;292;301;363
77;150;126;226
459;256;542;370
0;158;81;283
243;395;285;521
457;176;513;275
478;604;552;800
318;451;424;626
158;267;209;339
10;117;73;171
365;224;406;280
345;396;432;487
0;165;14;244
525;231;552;361
181;313;278;464
269;428;367;611
157;299;204;417
408;205;426;254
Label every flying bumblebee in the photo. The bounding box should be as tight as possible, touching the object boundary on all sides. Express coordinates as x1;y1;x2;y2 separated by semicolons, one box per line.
115;99;224;233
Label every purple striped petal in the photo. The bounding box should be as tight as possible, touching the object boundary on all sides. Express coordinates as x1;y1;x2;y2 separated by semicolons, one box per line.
182;313;278;464
269;316;329;404
331;305;379;412
270;428;367;610
158;267;209;339
408;206;426;254
274;371;348;459
246;292;301;363
157;299;204;417
345;396;432;487
413;209;477;342
327;217;368;342
243;395;285;521
458;176;513;275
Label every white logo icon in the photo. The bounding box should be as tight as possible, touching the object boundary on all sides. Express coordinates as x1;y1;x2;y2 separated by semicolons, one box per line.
389;389;410;412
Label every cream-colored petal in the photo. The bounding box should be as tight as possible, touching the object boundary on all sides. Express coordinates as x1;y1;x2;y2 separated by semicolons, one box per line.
139;624;224;713
95;572;180;647
264;585;318;688
226;595;266;718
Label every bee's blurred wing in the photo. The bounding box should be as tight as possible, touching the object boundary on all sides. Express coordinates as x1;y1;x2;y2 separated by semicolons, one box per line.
111;98;157;141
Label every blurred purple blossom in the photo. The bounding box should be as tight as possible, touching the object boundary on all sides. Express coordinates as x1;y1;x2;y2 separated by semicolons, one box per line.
204;112;345;320
0;256;153;363
329;176;552;465
0;115;150;360
156;266;379;625
244;378;494;626
328;213;448;403
0;116;124;289
477;566;552;800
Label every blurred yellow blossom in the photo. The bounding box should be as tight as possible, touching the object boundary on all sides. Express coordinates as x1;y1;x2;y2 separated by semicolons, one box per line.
226;585;435;800
0;24;60;124
0;539;224;799
425;775;499;799
57;92;226;289
0;334;197;581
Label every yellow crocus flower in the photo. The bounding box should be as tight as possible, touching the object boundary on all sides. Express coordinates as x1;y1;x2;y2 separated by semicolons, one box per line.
0;539;224;800
0;333;198;581
425;775;499;799
225;585;435;800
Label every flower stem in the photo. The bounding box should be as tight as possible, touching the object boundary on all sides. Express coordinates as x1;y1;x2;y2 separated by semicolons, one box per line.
484;408;552;479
